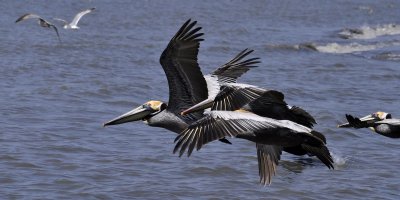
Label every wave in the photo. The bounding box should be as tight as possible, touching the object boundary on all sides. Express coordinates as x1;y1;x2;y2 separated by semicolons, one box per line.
331;152;347;169
267;41;400;54
314;42;385;54
338;24;400;39
311;41;400;54
265;43;318;51
373;52;400;61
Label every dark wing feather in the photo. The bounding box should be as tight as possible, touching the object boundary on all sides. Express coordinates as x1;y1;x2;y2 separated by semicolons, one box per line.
173;114;272;157
250;94;317;128
50;24;62;44
249;90;287;108
256;144;282;185
211;85;265;111
288;106;317;128
211;49;260;83
300;144;334;169
159;19;207;117
345;114;370;128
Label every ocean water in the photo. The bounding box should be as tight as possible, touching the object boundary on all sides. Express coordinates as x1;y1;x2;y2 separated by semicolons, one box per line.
1;0;400;199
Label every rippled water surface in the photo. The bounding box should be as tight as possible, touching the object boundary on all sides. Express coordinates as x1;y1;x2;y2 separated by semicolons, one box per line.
1;0;400;199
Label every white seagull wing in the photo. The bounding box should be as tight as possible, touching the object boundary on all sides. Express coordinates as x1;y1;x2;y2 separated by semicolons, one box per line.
70;8;95;26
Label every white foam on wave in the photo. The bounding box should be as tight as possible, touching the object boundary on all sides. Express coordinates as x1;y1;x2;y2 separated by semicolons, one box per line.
315;42;379;53
315;42;398;54
331;152;347;169
268;41;400;54
339;24;400;39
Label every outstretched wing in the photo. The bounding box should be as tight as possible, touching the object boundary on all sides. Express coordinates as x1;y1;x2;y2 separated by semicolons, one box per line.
256;143;282;185
173;111;278;157
211;48;260;83
15;13;40;23
344;114;371;128
50;24;62;44
160;19;207;116
70;8;95;26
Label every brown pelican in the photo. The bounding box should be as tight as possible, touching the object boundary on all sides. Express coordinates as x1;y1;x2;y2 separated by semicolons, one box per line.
15;13;61;43
53;8;95;29
174;110;334;185
182;84;321;154
178;74;325;185
182;84;316;129
104;20;259;144
338;111;400;138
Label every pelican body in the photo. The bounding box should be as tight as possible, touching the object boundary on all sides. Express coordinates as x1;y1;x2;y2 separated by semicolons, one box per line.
338;111;400;138
174;110;334;185
176;85;331;185
183;83;321;156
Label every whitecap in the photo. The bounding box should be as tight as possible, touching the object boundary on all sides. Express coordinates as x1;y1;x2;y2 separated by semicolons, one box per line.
339;24;400;39
331;152;347;169
314;42;400;54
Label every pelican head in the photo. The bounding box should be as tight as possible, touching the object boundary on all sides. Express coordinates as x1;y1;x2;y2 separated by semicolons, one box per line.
358;111;392;122
104;100;167;126
372;111;391;120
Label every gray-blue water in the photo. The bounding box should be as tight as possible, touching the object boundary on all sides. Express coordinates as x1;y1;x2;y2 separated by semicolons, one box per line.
1;0;400;199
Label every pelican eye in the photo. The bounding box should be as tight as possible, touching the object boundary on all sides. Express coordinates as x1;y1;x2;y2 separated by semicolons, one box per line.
160;103;167;111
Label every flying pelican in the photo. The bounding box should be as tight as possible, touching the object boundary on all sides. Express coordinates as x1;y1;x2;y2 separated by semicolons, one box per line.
338;111;400;138
173;110;334;185
15;13;61;43
53;8;95;29
177;85;327;185
182;84;321;155
182;84;316;128
103;20;259;145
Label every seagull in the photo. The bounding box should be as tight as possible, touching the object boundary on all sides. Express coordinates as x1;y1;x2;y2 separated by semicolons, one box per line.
338;111;400;138
53;8;95;29
15;13;61;43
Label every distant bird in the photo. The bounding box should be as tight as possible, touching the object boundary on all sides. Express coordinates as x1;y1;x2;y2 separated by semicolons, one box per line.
103;20;258;145
338;111;400;138
15;13;61;43
174;110;334;185
53;8;95;29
